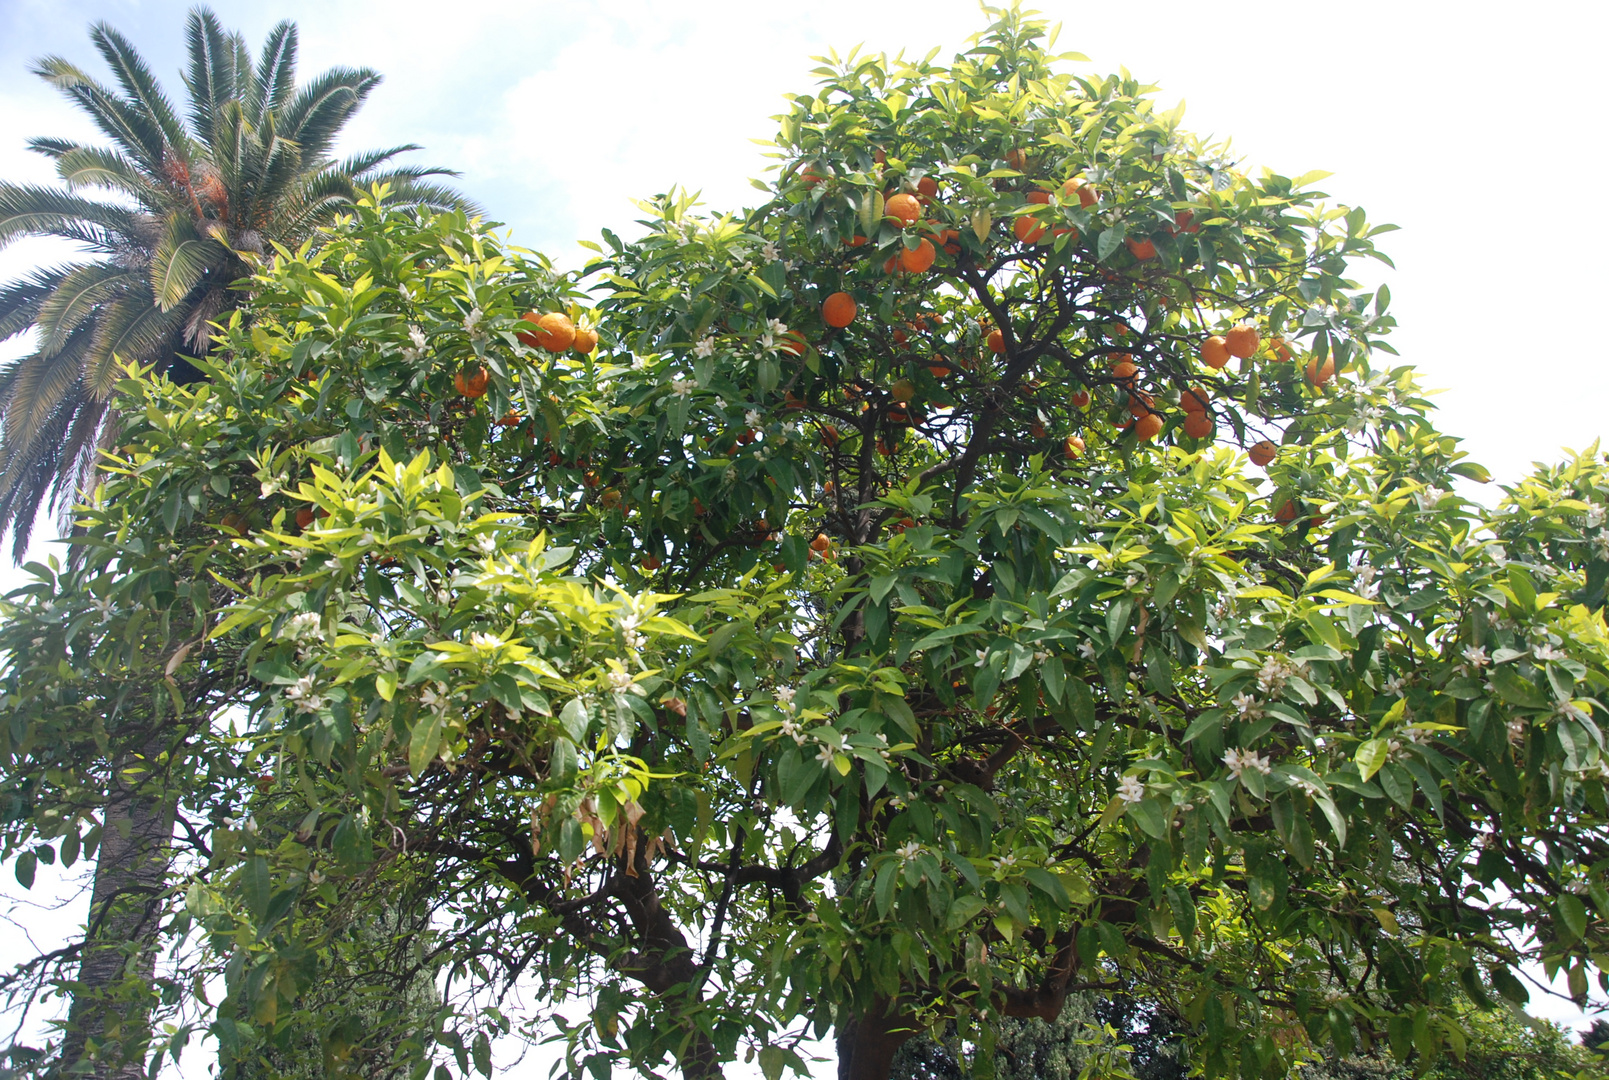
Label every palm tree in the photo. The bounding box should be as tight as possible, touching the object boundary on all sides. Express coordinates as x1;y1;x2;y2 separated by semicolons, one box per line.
0;7;474;559
0;10;474;1075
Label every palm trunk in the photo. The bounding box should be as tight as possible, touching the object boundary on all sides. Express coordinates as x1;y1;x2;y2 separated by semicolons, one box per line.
59;743;176;1079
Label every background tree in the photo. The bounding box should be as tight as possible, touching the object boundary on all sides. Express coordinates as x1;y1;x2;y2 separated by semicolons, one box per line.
4;9;1609;1080
0;6;471;558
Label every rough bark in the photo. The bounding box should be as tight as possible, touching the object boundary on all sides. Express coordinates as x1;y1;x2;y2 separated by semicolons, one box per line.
58;742;176;1079
837;1002;918;1080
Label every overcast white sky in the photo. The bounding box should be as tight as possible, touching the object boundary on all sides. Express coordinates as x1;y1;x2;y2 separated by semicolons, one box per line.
1;0;1606;1071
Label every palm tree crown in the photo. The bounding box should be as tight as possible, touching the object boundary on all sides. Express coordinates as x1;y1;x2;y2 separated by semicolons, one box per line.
0;7;474;558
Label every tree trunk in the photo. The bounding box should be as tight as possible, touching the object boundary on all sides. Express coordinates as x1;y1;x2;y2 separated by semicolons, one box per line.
58;744;176;1079
837;1002;916;1080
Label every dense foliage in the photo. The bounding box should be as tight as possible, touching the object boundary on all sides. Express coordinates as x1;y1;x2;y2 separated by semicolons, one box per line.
0;6;466;555
2;9;1607;1080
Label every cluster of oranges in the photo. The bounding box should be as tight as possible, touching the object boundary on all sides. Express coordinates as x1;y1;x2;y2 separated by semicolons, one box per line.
452;310;600;405
516;311;599;356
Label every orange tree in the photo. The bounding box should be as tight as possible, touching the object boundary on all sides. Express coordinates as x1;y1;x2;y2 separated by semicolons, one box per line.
5;10;1609;1080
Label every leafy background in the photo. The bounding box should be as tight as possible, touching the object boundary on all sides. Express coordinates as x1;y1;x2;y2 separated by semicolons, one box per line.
0;0;1605;1075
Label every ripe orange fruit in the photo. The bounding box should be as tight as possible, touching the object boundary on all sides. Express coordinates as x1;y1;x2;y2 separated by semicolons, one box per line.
1126;389;1155;417
891;379;916;403
455;366;490;398
1224;324;1260;359
643;555;662;571
516;312;543;347
496;411;521;427
1063;180;1097;208
1064;434;1085;459
573;327;599;354
886;193;922;226
893;328;909;345
1026;190;1052;205
1169;209;1198;235
693;497;707;516
1014;215;1047;244
1005;149;1029;170
1030;421;1047;438
1181;386;1210;413
822;292;857;328
810;532;831;553
1269;336;1293;362
1134;412;1164;442
821;426;842;446
1110;360;1139;385
928;362;950;379
221;511;248;536
1306;355;1336;386
532;312;577;353
1249;440;1278;467
846;235;869;247
600;488;622;509
295;506;315;530
901;238;937;273
779;330;807;356
916;176;939;199
1126;237;1158;261
986;328;1006;353
937;228;962;255
1071;389;1090;409
1274;499;1299;524
1200;336;1231;369
801;165;828;188
1182;411;1213;439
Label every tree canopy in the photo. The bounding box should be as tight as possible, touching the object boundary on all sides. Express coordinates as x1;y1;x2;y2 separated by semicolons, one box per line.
2;9;1607;1080
0;6;469;557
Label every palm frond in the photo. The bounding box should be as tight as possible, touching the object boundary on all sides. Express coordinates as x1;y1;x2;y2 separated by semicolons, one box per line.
0;183;138;251
26;137;79;160
0;331;93;462
53;146;167;207
183;8;236;147
206;99;249;197
87;22;190;153
83;297;187;397
255;21;299;116
376;179;483;216
277;68;379;163
227;31;253;109
35;262;143;355
336;144;425;178
254;117;310;214
149;214;230;311
0;268;69;341
0;380;105;560
30;57;168;170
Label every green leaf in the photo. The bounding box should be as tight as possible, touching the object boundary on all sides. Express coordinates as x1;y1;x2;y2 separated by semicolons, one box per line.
1488;668;1546;709
1097;225;1125;262
550;737;578;785
244;856;271;922
1558;894;1589;941
13;851;35;890
1126;798;1168;839
409;711;444;776
1024;867;1070;908
1354;738;1389;782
